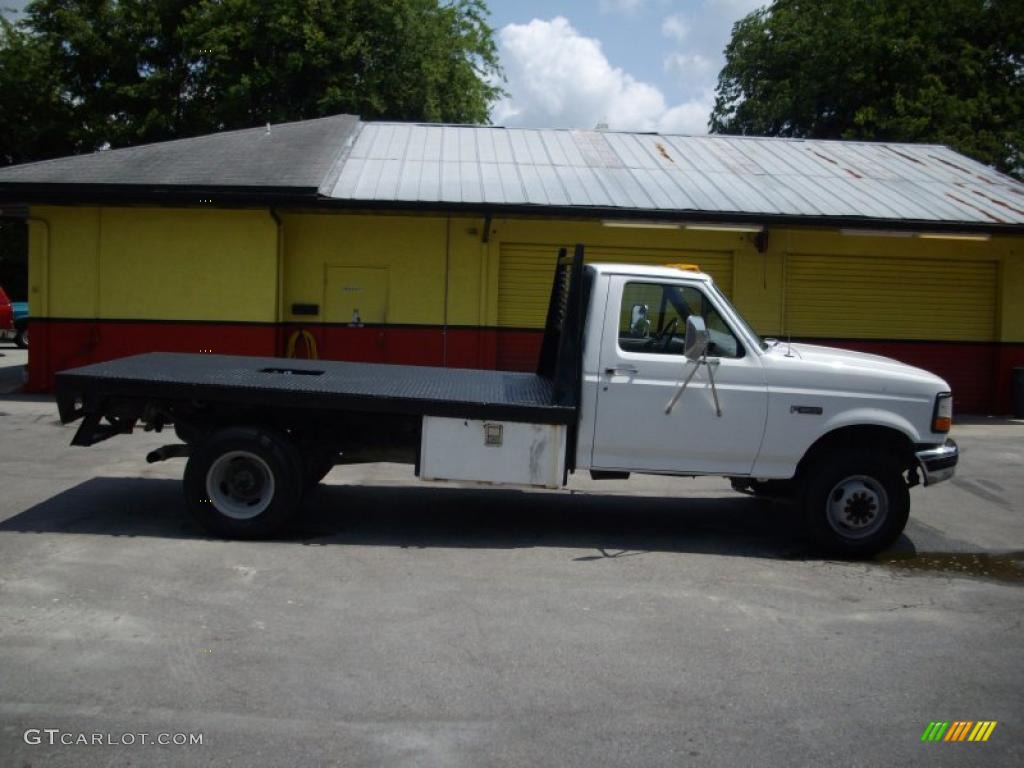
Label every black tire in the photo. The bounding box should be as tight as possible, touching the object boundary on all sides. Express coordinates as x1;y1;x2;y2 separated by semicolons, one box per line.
800;452;910;558
14;325;27;349
184;426;303;539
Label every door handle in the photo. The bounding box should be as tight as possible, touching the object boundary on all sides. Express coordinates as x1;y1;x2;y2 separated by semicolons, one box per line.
605;365;639;375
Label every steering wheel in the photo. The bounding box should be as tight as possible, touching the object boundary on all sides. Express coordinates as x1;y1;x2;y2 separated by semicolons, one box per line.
655;317;680;351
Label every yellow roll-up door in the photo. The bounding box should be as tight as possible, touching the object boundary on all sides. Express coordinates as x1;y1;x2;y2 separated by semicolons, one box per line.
784;254;997;341
498;243;735;329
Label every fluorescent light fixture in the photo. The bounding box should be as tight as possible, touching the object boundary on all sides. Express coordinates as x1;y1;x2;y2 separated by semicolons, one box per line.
917;232;991;241
840;229;914;238
683;223;764;233
601;219;681;230
841;228;991;241
600;220;764;233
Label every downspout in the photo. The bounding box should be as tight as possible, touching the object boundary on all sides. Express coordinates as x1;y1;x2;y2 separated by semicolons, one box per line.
25;217;49;316
269;208;284;354
443;217;451;366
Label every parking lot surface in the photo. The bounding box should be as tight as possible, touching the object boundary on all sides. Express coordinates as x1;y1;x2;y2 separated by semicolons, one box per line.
1;345;1022;766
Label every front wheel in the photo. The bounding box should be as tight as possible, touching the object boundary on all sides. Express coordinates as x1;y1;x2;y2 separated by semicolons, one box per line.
14;325;27;349
800;453;909;558
184;426;303;539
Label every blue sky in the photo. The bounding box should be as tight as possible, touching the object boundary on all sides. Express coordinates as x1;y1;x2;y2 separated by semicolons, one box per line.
2;0;766;134
486;0;766;133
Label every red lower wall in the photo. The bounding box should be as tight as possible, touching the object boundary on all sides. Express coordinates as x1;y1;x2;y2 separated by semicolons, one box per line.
26;319;502;392
23;319;1024;414
27;320;279;392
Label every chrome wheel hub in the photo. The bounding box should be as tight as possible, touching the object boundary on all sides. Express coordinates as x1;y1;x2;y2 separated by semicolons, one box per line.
206;450;275;520
826;475;888;540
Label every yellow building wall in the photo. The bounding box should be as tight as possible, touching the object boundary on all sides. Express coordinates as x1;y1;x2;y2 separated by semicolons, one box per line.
770;228;1017;341
30;205;279;322
281;212;449;324
483;217;754;327
276;210;1022;343
31;206;101;318
26;205;1023;344
1000;243;1024;343
23;204;1024;409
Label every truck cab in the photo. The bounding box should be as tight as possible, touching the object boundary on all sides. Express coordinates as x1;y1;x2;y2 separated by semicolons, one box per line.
574;262;956;555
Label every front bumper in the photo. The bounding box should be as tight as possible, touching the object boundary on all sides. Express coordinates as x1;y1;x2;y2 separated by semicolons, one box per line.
915;438;958;486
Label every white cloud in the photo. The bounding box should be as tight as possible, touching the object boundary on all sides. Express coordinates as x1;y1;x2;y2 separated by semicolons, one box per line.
492;17;711;134
661;14;690;44
655;1;766;117
657;93;717;134
664;52;713;76
598;0;647;14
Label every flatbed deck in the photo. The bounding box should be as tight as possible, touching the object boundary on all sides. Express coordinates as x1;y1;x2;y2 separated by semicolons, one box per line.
56;352;576;425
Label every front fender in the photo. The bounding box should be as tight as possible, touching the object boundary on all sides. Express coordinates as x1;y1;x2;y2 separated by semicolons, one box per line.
751;400;927;479
819;407;923;444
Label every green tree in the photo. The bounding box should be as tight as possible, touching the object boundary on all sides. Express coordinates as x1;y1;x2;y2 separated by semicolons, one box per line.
1;0;503;162
183;0;502;129
709;0;1023;178
0;14;75;164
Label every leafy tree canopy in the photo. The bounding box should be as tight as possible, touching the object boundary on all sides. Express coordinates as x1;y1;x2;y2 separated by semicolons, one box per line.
709;0;1023;178
0;0;503;165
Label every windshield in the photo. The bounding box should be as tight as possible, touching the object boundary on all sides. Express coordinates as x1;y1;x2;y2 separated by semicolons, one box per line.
708;284;767;351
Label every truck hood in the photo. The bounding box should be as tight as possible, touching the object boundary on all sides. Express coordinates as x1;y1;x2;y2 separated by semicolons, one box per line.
765;342;949;393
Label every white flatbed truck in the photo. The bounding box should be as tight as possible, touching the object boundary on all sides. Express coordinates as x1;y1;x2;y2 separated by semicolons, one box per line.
55;245;958;557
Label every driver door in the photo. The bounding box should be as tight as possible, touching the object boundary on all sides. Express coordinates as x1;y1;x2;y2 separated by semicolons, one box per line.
590;276;768;475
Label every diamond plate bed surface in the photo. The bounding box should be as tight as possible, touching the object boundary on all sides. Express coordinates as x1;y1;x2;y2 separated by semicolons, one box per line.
57;352;573;423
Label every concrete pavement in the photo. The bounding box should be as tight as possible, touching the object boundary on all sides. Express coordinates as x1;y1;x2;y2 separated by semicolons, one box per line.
0;379;1021;767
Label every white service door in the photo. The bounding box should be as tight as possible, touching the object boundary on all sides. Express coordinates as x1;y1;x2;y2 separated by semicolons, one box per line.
591;276;768;475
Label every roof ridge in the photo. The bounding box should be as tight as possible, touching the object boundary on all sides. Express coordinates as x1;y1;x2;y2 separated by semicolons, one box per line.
358;120;954;150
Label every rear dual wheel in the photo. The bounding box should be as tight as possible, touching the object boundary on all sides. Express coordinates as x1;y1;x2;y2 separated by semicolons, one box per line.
184;426;303;539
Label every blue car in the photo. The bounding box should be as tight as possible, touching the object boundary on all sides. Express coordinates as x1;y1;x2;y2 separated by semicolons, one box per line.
12;299;27;348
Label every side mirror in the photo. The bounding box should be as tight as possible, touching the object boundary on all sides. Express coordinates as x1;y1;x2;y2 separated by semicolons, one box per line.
684;315;709;360
629;303;651;336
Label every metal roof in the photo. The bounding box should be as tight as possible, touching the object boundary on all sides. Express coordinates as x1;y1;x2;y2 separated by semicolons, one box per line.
1;114;1022;231
323;123;1024;229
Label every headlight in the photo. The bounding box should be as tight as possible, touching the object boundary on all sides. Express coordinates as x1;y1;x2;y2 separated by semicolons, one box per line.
932;392;953;433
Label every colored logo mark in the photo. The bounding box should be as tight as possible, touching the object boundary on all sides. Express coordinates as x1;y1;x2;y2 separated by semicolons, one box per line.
921;721;997;742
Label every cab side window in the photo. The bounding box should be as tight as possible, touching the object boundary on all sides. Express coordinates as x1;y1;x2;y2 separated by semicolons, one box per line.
618;281;743;358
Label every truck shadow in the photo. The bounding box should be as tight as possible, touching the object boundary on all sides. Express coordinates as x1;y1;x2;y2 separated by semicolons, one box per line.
0;476;823;558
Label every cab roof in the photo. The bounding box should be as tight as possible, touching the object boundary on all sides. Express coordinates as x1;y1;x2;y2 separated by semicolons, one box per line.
586;262;714;283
